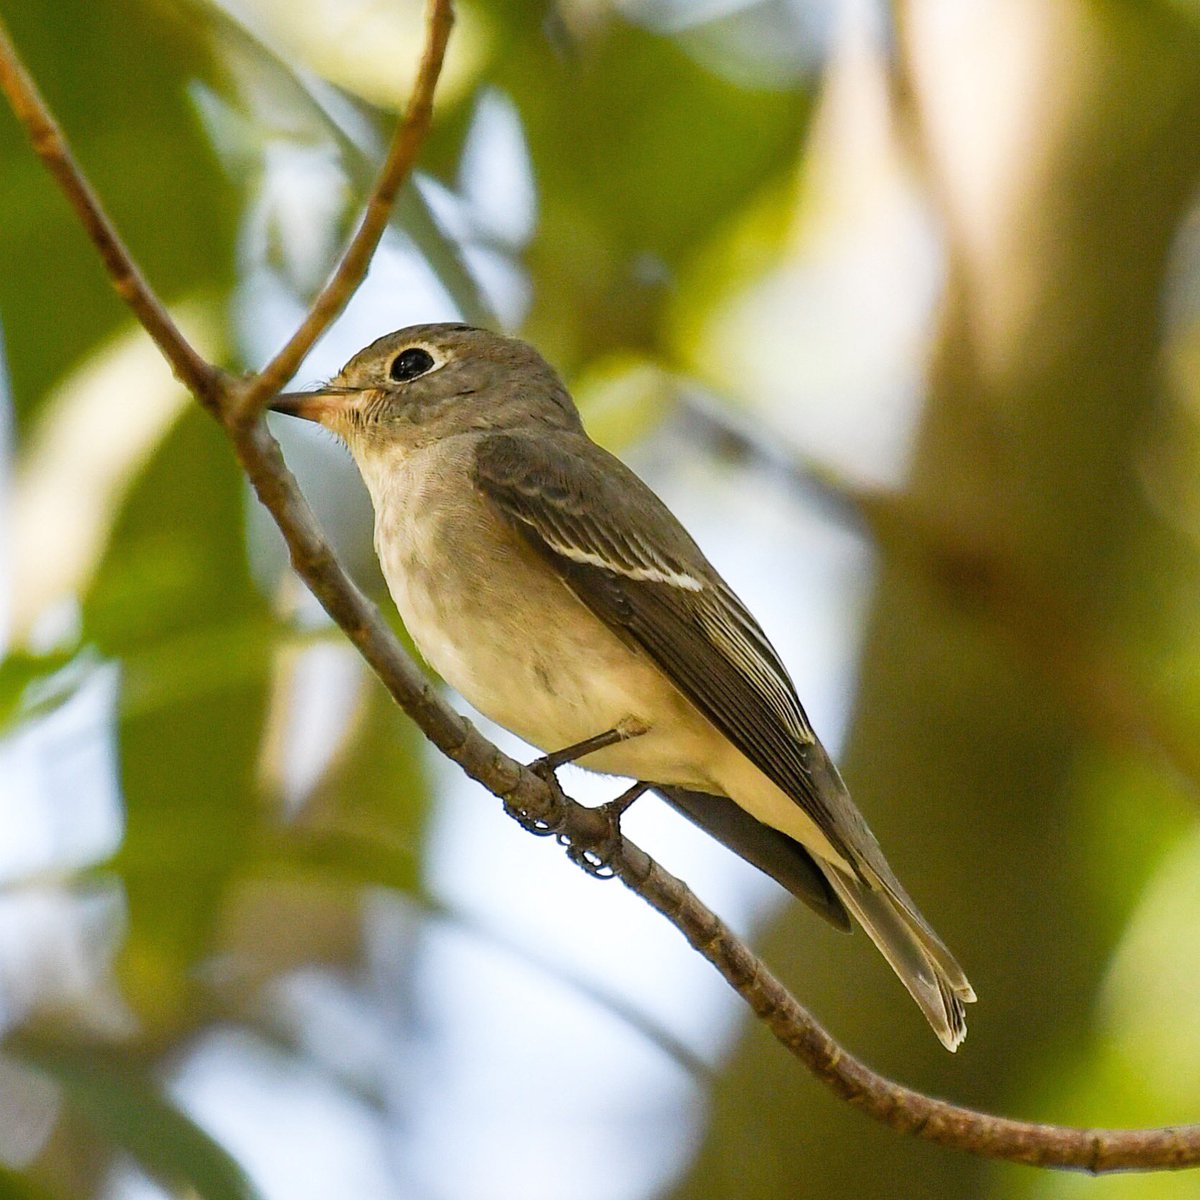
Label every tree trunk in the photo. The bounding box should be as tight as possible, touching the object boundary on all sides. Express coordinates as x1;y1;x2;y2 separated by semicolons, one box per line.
670;4;1200;1196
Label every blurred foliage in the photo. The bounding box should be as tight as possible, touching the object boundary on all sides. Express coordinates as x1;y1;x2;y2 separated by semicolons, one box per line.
8;1036;261;1200
489;12;811;366
2;1;1200;1199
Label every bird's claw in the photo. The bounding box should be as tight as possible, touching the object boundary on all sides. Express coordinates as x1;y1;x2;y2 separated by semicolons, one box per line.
561;835;618;878
503;748;579;835
502;796;560;836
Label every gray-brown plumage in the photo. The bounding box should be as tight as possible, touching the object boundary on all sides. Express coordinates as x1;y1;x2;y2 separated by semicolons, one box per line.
272;323;975;1049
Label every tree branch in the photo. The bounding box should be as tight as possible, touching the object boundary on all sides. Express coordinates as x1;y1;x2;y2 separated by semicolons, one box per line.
3;3;1200;1175
232;0;456;422
0;13;220;407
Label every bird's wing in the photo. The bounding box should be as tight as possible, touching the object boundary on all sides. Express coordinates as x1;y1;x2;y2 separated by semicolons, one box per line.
473;431;860;869
656;785;851;929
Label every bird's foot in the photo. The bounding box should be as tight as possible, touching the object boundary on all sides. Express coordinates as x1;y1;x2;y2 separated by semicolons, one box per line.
515;722;649;860
560;781;648;878
507;734;620;836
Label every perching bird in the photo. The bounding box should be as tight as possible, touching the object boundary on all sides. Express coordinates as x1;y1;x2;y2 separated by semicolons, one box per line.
271;323;975;1050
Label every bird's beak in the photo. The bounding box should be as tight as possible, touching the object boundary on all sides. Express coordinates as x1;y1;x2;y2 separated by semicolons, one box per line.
269;387;361;425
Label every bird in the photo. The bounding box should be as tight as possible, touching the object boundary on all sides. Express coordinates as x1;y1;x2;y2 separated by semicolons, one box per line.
270;322;975;1050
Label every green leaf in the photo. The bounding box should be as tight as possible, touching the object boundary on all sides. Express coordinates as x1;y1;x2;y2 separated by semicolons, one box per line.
0;1164;60;1200
9;1037;262;1200
0;649;84;734
84;407;273;1029
293;684;429;893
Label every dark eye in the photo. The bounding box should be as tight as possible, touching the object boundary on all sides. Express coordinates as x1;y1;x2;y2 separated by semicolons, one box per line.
389;347;435;382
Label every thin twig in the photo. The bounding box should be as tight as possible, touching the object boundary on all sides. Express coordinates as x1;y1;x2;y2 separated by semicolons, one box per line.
0;14;220;406
3;5;1200;1175
232;0;456;422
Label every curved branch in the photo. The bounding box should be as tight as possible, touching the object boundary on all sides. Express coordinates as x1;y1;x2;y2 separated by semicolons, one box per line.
0;13;219;406
3;5;1200;1175
622;845;1200;1172
233;0;456;421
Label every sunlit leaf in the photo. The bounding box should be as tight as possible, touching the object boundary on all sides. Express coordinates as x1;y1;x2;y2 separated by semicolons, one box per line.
292;685;428;891
8;314;217;641
0;649;81;733
213;0;489;111
572;352;680;450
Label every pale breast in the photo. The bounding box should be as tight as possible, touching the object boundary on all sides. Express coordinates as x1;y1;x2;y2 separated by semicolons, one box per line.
357;438;718;787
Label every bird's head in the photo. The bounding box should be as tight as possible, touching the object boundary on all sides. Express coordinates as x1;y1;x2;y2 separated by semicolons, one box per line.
270;323;583;455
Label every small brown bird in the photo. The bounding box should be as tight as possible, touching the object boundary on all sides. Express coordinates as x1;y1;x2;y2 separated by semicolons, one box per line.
272;323;975;1049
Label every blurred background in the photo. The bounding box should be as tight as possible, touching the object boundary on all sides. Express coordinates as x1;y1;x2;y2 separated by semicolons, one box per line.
2;0;1200;1197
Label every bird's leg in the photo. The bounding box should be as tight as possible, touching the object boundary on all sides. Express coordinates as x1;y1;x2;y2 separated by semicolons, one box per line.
505;719;648;837
527;716;649;777
601;780;649;822
562;781;650;879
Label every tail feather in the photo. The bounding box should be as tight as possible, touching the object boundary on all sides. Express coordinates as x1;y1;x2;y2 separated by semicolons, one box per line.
824;865;975;1051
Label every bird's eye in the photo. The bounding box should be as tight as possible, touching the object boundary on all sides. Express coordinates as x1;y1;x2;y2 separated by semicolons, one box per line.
389;347;435;382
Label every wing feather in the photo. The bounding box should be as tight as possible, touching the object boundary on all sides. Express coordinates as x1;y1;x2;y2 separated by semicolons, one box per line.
473;431;860;865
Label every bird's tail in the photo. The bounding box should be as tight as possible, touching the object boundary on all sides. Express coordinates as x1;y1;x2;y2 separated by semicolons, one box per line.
824;863;976;1051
